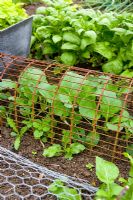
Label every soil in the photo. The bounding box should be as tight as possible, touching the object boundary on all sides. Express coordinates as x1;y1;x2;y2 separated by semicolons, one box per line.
24;2;45;16
0;126;130;188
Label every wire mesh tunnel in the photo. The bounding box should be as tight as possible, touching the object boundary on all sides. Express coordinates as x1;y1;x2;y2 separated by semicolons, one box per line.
0;52;133;163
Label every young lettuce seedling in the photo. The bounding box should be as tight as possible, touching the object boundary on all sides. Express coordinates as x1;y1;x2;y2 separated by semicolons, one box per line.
48;179;82;200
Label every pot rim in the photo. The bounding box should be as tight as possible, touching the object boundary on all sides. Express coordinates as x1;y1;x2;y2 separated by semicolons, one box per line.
0;16;33;33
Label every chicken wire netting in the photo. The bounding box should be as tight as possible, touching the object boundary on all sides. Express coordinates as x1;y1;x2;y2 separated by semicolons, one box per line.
81;0;133;12
0;145;97;200
0;52;133;162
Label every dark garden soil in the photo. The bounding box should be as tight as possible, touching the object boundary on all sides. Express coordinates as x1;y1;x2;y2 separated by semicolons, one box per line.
0;126;130;188
24;2;45;16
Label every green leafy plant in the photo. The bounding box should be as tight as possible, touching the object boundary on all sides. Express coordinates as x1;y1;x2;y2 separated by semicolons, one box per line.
7;117;29;150
96;157;123;199
95;154;133;200
47;154;133;199
121;69;133;78
0;0;28;30
48;179;82;200
31;0;133;75
123;153;133;186
43;142;85;160
0;79;16;120
64;143;85;160
43;144;63;157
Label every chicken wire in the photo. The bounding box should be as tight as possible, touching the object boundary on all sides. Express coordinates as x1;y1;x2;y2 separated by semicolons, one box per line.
0;145;97;200
0;52;133;163
81;0;133;12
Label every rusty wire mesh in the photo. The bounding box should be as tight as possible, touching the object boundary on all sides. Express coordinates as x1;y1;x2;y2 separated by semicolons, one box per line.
0;52;133;163
0;145;96;200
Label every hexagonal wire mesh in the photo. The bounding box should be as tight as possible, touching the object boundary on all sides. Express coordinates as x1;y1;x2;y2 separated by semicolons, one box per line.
0;145;97;199
0;53;133;167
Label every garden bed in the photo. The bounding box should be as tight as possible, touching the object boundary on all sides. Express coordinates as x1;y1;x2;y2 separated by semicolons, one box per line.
0;1;133;199
0;54;132;189
0;126;130;187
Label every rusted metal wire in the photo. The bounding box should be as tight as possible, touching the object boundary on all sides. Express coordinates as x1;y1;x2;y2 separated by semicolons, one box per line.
0;52;133;164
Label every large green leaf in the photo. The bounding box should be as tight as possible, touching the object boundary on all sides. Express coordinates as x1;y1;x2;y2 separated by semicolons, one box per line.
79;96;100;120
96;157;119;184
110;183;123;196
63;32;80;45
36;26;52;39
121;69;133;78
53;100;70;117
80;37;93;50
52;35;62;43
94;42;114;59
43;144;62;157
58;94;73;108
19;67;47;87
60;71;84;97
98;17;111;28
61;43;79;51
43;44;57;54
106;122;123;132
102;58;123;75
33;130;43;139
0;79;16;90
100;90;122;119
112;28;133;43
110;110;129;124
86;132;100;146
61;52;77;65
65;143;85;160
39;82;57;103
83;30;97;43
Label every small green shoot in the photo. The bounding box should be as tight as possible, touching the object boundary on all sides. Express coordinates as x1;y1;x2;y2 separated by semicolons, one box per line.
86;163;94;171
32;151;37;156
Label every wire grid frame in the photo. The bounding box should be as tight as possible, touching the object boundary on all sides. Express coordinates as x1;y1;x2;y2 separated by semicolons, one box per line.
0;52;133;163
0;145;97;200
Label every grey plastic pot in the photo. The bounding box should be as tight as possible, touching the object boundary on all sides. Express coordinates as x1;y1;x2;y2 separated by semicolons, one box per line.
0;17;33;56
0;17;33;75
